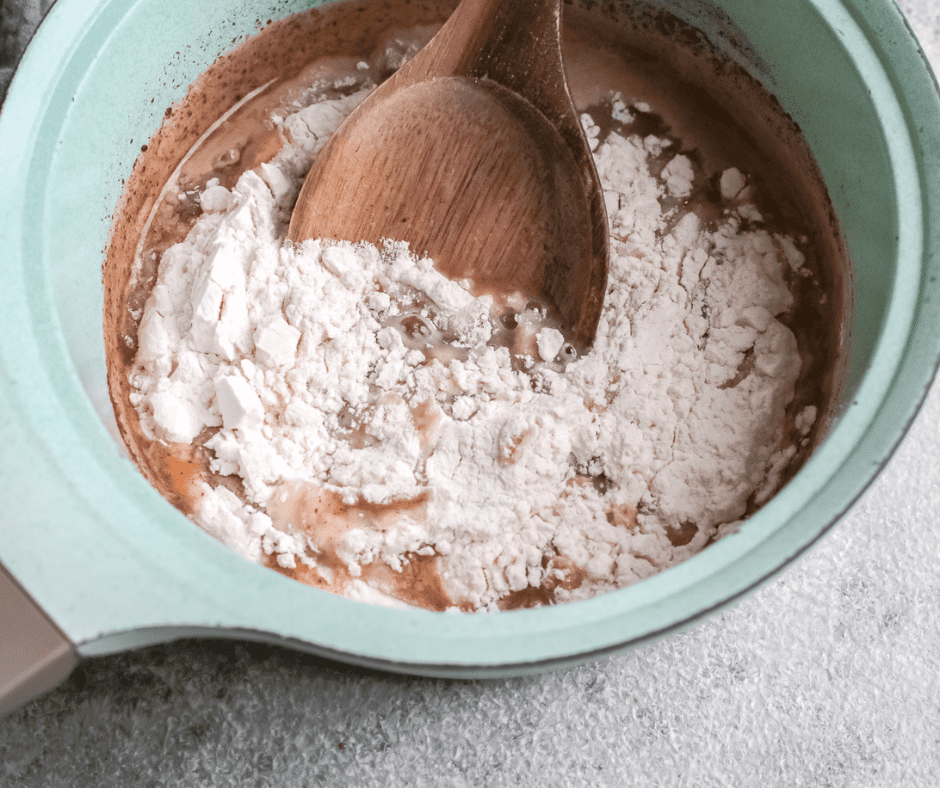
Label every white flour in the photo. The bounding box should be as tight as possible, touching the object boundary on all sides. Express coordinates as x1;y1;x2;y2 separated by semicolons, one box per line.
130;70;816;611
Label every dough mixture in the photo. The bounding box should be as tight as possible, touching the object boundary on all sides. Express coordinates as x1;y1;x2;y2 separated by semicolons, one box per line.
107;1;844;611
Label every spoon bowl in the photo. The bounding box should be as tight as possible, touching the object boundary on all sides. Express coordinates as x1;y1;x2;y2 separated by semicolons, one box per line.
287;0;609;347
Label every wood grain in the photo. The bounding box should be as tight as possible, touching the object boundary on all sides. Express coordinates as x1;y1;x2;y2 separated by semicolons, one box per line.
289;0;608;347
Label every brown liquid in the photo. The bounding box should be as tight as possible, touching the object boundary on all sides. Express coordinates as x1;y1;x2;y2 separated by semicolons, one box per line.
264;482;457;609
104;0;847;611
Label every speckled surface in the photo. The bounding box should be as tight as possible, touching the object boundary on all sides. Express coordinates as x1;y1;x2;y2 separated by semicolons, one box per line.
2;1;940;785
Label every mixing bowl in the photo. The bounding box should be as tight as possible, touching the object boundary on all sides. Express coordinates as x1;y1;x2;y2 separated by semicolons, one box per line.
2;0;939;713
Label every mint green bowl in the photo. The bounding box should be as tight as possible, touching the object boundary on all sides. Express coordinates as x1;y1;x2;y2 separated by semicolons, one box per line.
1;0;939;692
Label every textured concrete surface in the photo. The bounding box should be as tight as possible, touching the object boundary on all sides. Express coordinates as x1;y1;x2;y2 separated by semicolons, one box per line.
0;0;52;99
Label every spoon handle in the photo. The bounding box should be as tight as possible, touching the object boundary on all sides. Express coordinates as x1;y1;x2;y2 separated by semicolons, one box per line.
397;0;569;123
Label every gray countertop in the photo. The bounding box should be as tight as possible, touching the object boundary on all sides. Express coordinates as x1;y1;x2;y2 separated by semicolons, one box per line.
2;1;939;785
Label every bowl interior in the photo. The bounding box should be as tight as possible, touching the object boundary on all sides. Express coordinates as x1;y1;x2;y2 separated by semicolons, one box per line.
1;0;937;674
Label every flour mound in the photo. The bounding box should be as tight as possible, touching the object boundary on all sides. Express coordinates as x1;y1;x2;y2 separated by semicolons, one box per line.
130;85;814;611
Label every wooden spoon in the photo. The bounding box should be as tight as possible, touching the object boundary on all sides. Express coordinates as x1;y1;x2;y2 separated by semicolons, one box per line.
287;0;608;348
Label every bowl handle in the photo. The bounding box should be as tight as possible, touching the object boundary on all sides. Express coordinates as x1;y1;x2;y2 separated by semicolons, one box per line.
0;561;78;717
